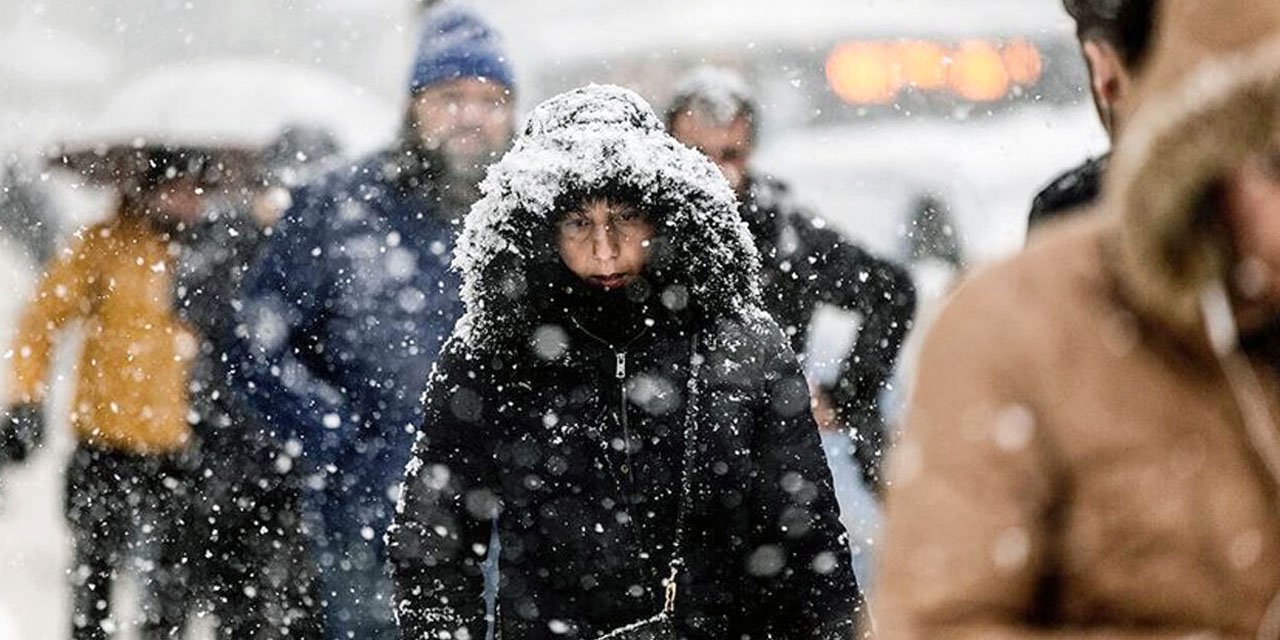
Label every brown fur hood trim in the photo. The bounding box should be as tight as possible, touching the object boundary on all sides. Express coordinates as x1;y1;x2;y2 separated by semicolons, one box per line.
1109;35;1280;336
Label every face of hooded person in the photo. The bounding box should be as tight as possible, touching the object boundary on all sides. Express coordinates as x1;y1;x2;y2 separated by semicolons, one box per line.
670;110;753;196
556;198;655;290
411;77;514;182
1223;150;1280;305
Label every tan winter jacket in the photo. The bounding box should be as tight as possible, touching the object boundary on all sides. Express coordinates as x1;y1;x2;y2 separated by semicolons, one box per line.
876;0;1280;637
8;210;195;454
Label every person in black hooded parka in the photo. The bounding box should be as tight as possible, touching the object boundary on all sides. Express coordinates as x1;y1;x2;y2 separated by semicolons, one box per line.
388;85;862;640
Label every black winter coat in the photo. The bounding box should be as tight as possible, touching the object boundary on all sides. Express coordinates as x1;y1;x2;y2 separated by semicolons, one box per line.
741;175;915;491
1027;154;1107;231
391;305;860;640
387;85;860;640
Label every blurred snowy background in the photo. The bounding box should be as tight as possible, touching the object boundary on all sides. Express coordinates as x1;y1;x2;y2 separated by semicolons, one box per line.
0;1;1106;637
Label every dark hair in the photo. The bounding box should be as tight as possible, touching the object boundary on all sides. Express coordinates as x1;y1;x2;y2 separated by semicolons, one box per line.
136;147;230;193
1065;0;1158;70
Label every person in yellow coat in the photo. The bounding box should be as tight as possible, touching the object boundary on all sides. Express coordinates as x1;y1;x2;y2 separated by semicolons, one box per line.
2;149;206;640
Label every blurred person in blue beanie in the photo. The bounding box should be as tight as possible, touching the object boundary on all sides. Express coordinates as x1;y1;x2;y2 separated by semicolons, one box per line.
221;2;516;638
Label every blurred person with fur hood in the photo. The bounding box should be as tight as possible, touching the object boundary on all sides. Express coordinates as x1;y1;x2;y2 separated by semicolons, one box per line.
876;0;1280;637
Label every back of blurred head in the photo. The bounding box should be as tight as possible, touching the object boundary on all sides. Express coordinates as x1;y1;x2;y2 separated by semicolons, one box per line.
404;0;517;208
1064;0;1159;138
666;66;757;195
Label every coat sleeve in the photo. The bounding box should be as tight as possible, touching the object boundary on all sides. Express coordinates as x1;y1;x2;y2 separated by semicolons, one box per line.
8;230;96;405
736;316;866;640
221;185;353;459
802;219;916;490
388;338;497;640
874;277;1237;640
175;212;263;340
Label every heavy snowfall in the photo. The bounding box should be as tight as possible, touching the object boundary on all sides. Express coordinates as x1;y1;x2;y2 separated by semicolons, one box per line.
17;0;1272;638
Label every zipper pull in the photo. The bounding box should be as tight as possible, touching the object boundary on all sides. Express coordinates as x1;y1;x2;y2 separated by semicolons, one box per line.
615;352;626;379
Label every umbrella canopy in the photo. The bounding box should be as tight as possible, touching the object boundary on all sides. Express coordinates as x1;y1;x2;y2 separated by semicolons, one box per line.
52;58;398;183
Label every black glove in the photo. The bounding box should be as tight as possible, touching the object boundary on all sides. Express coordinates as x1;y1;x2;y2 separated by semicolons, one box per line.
1;403;45;463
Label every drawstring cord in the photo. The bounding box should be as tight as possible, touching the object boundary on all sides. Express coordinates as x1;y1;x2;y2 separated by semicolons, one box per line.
1200;281;1280;640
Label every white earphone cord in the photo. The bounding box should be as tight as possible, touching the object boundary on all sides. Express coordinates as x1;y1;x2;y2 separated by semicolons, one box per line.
1201;282;1280;640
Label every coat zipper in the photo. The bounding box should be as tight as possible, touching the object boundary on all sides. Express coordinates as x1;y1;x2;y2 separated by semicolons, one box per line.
617;351;633;482
571;319;650;496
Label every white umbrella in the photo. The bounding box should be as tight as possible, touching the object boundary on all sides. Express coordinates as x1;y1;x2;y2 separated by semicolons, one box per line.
63;58;398;156
53;58;399;184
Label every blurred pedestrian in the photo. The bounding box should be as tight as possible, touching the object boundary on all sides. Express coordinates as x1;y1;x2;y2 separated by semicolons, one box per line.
2;148;206;640
877;0;1280;635
667;66;916;495
224;3;516;638
389;84;863;640
1027;0;1158;229
173;126;340;638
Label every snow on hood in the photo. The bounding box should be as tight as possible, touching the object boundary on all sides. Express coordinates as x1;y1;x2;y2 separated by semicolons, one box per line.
454;84;761;349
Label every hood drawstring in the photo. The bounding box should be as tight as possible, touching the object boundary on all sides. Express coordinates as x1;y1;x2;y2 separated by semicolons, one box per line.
1200;281;1280;640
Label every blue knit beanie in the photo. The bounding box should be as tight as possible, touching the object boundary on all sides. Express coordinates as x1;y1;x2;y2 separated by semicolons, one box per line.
408;2;515;95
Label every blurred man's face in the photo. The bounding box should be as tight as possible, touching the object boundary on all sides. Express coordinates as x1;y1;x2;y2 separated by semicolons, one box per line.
411;77;514;170
671;111;753;195
1224;151;1280;305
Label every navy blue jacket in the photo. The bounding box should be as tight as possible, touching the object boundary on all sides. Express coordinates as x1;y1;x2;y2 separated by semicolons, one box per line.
228;150;463;543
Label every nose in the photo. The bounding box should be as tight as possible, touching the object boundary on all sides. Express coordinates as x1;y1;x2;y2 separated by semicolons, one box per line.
590;224;619;262
454;99;496;129
456;103;485;128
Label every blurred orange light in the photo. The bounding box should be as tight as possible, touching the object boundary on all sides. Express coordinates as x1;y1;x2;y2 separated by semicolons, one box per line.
897;40;948;90
948;40;1010;102
826;42;899;105
1002;38;1043;85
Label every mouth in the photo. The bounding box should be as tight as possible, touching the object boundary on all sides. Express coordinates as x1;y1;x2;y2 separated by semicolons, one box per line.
588;273;630;289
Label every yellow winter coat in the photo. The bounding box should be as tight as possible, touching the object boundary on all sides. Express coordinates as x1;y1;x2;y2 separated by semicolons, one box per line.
8;211;195;454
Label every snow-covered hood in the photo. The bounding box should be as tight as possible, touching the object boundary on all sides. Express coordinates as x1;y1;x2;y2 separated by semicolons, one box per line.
454;84;761;349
